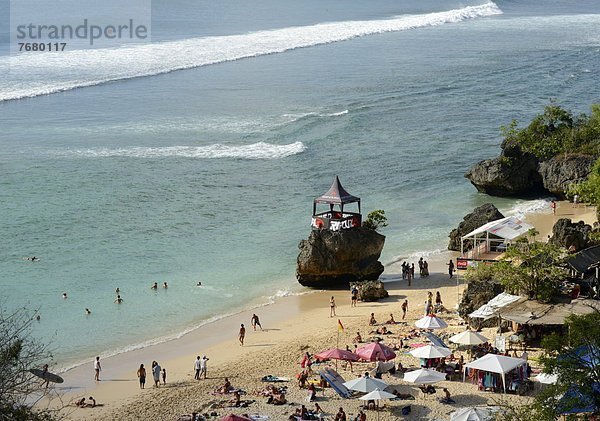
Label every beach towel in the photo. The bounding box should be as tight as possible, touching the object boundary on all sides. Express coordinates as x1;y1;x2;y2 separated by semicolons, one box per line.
261;375;290;382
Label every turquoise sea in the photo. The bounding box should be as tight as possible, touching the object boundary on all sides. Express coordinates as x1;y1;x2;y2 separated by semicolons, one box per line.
1;0;600;370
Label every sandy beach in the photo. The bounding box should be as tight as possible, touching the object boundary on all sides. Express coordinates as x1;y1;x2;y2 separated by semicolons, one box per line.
43;201;596;421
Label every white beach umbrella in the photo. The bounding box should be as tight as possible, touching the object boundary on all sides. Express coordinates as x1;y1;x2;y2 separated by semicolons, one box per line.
449;330;489;346
409;344;451;359
402;368;446;384
343;376;388;393
534;373;558;385
415;315;448;330
450;407;494;421
358;388;397;421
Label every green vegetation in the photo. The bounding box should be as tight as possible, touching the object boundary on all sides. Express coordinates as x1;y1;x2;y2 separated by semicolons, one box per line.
464;242;567;302
502;311;600;420
0;305;58;421
569;156;600;208
362;210;388;231
501;103;600;161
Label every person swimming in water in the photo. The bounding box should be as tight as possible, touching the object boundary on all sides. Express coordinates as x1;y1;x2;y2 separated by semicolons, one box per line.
114;295;123;304
163;282;168;289
62;292;68;299
151;282;158;290
85;308;91;315
196;281;202;286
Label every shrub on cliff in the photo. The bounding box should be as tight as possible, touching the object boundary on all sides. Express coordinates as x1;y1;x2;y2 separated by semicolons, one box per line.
501;103;600;161
362;210;388;231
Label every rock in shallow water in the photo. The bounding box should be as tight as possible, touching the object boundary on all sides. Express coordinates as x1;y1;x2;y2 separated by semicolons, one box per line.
448;203;504;251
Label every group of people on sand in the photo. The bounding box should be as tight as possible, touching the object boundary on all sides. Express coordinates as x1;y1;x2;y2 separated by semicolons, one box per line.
74;396;97;408
425;291;445;315
237;313;263;346
135;360;165;389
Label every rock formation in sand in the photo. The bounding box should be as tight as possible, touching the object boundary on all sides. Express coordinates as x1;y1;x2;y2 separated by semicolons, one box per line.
549;218;592;252
296;227;385;288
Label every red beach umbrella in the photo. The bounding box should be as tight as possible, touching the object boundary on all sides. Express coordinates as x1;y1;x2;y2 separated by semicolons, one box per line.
356;342;396;361
219;414;252;421
315;348;360;362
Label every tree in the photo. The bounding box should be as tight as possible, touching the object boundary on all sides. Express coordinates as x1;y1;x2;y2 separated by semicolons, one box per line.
536;310;600;417
362;210;388;231
494;242;567;302
0;305;58;421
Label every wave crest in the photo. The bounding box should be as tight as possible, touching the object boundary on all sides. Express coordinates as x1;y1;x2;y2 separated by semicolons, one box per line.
55;141;306;160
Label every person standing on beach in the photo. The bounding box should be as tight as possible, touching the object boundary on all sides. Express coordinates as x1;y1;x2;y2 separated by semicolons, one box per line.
351;286;358;307
239;324;246;346
423;260;429;277
137;363;146;389
447;259;455;278
199;355;209;379
401;300;408;320
330;296;336;317
194;356;201;380
251;313;262;331
418;258;424;277
94;356;101;381
162;368;166;385
152;361;161;387
551;200;557;215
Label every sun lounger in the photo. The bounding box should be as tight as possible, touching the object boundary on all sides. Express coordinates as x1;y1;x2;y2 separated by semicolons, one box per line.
423;332;448;348
318;369;352;399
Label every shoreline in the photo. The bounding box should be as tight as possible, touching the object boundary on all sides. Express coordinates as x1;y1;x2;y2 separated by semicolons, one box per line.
43;200;597;420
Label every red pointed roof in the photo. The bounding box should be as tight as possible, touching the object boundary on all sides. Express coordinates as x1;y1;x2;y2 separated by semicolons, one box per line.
314;176;360;205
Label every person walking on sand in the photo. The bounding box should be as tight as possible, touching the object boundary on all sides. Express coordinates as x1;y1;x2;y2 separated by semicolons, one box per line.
239;323;246;346
447;259;455;278
551;200;557;215
401;300;408;320
251;313;262;331
152;361;161;387
137;363;146;389
162;368;166;385
199;355;209;379
330;296;336;317
94;356;101;381
194;356;201;380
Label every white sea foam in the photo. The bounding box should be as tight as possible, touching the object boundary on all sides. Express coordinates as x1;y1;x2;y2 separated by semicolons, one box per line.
0;2;502;102
51;141;306;160
503;197;555;216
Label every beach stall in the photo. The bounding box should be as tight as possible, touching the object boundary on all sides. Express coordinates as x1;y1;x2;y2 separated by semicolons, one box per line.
463;354;528;393
311;176;362;231
457;216;533;270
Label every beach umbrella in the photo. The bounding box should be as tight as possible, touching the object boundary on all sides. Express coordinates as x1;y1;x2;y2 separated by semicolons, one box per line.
315;348;359;362
534;373;558;385
403;368;446;384
450;407;494;421
409;344;451;359
343;376;388;393
415;315;448;330
219;414;252;421
356;342;396;361
449;330;488;346
359;388;397;421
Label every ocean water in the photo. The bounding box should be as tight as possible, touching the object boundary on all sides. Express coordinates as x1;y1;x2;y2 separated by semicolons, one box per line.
1;0;600;370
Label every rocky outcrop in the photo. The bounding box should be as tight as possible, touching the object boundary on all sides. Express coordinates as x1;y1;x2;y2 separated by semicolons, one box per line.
458;279;504;326
538;154;596;197
466;146;595;199
448;204;504;251
297;227;385;288
350;280;389;302
549;218;592;252
465;152;543;197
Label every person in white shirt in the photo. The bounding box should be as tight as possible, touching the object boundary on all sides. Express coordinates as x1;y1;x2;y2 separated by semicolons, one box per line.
194;356;201;380
199;355;209;379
